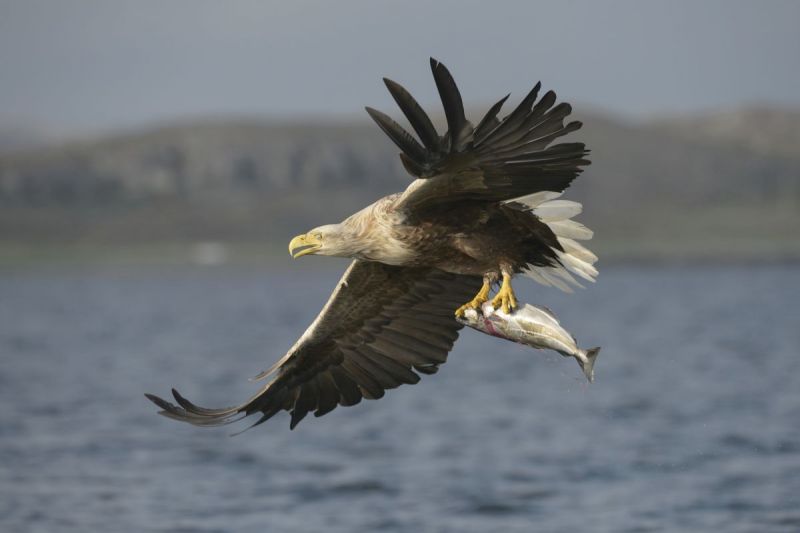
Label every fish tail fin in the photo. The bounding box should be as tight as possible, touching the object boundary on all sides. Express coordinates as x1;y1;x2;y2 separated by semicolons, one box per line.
578;347;601;383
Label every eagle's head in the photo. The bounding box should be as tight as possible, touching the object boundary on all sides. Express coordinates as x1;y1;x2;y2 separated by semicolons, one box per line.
289;224;355;259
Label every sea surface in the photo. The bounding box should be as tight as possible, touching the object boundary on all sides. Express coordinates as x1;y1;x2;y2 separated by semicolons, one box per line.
1;263;799;532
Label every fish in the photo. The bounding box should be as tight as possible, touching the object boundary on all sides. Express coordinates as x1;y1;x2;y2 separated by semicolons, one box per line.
457;302;601;382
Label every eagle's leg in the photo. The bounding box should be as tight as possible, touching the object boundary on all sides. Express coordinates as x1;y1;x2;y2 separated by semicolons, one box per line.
490;269;518;314
454;274;494;317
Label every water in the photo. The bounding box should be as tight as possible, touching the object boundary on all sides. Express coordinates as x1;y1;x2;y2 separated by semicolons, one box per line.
1;264;799;532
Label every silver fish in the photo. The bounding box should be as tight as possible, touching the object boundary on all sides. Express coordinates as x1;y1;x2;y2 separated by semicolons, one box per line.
458;302;601;382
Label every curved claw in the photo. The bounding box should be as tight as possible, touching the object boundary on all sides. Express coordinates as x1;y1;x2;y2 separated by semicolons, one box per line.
455;298;484;317
455;280;491;317
490;274;517;314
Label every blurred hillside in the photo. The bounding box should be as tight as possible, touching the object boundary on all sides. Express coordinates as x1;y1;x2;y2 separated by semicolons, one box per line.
652;108;800;160
0;123;59;156
0;107;798;262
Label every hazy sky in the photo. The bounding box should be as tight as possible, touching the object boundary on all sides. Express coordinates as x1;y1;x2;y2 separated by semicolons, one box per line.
2;0;799;133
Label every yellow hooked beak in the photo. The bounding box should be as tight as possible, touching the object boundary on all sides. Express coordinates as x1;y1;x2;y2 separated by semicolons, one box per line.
288;233;322;259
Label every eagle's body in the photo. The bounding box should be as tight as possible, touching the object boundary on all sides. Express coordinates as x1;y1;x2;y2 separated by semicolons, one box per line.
147;59;598;430
339;193;561;278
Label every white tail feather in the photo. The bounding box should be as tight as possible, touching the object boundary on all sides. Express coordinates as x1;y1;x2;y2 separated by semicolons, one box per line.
538;268;576;292
524;265;580;293
557;251;598;282
533;199;583;222
523;267;553;287
548;264;584;288
547;219;594;240
509;191;562;209
558;237;598;265
514;195;600;291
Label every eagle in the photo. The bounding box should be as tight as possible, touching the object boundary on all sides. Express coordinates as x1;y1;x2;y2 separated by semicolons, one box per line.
146;59;597;430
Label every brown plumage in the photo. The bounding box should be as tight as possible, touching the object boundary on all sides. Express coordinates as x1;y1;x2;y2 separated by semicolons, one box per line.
146;58;596;430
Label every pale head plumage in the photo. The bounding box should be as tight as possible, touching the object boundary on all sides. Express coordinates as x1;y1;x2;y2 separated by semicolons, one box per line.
289;197;416;264
289;223;360;258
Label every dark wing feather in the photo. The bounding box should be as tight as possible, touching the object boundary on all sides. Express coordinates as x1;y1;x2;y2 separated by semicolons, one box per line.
477;83;542;146
384;78;440;152
364;107;428;163
430;58;472;151
473;93;510;141
145;260;481;430
365;59;589;216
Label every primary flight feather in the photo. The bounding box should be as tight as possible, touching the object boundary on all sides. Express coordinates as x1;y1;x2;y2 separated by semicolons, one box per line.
146;58;596;430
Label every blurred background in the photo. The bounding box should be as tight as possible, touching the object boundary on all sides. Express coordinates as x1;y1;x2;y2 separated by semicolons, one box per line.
1;1;798;532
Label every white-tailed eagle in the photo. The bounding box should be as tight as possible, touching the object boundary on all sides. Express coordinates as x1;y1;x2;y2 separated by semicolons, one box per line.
146;59;597;430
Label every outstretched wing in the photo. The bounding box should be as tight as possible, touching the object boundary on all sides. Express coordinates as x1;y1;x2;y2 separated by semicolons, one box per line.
366;58;590;215
146;261;482;430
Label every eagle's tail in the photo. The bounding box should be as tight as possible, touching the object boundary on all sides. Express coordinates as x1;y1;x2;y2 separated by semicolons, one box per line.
507;191;598;292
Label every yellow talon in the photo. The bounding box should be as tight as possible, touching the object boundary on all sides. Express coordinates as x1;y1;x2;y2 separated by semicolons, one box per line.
455;280;492;317
490;273;517;314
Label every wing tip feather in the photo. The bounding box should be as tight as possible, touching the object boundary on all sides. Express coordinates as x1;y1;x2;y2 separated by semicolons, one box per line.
144;392;172;411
